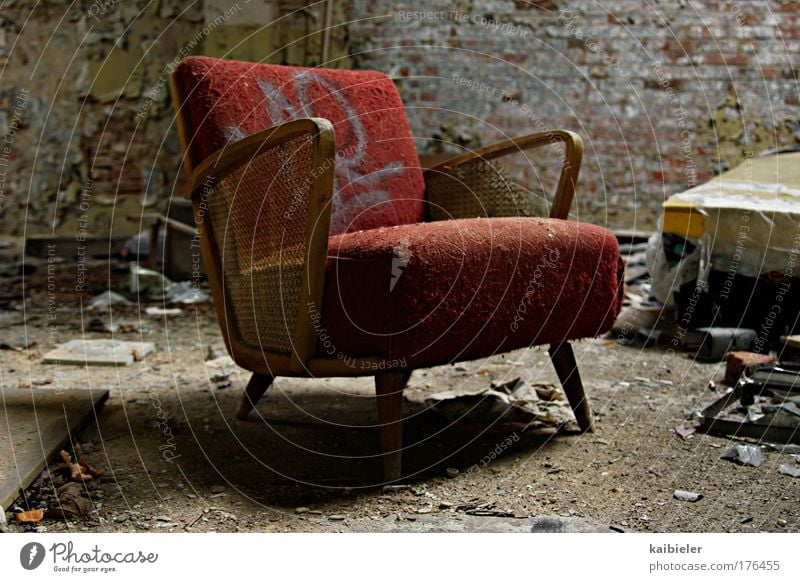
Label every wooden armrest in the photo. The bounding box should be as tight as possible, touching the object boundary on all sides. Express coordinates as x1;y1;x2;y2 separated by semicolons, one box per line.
423;130;583;220
178;117;336;373
181;118;334;201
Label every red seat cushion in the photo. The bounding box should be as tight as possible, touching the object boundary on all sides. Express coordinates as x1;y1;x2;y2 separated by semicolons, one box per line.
320;217;624;369
174;56;425;235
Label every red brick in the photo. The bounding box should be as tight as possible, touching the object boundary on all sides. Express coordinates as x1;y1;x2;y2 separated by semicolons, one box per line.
724;351;776;385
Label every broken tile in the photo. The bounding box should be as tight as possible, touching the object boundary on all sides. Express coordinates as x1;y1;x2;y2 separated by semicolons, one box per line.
42;339;155;366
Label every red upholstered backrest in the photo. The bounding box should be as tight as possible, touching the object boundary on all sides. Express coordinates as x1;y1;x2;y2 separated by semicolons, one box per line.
174;56;425;235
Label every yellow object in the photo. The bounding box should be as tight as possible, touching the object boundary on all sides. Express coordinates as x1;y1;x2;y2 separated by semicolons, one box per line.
662;200;706;239
661;151;800;278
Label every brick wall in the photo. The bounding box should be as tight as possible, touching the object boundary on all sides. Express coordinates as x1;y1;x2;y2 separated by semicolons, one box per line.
348;0;800;229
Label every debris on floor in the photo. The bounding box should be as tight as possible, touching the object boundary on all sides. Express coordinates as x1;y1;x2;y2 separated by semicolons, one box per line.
673;490;703;502
455;499;514;517
164;281;210;304
694;327;757;361
129;263;172;299
755;402;800;427
145;306;184;317
674;425;696;439
42;339;155;366
205;355;237;370
0;336;36;350
47;482;93;520
204;355;239;389
206;346;227;361
724;351;777;385
698;366;800;444
130;264;210;304
88;289;131;310
86;318;146;334
15;509;44;525
720;444;764;467
59;450;104;482
764;444;800;454
424;379;570;431
0;388;109;511
778;464;800;478
121;228;166;264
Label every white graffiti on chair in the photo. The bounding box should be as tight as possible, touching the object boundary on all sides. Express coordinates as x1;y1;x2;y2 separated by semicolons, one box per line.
226;70;407;231
390;240;412;292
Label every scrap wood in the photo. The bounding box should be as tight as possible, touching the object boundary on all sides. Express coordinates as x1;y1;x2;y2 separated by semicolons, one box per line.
59;450;104;482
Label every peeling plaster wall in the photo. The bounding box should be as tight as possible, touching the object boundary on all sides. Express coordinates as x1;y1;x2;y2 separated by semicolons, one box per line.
348;0;800;229
0;0;351;240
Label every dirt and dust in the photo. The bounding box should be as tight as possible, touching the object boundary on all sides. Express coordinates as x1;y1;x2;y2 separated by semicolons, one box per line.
1;258;797;534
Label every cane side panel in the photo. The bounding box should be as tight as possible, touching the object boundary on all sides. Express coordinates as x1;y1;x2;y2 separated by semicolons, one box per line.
204;133;315;355
423;130;583;221
425;159;547;221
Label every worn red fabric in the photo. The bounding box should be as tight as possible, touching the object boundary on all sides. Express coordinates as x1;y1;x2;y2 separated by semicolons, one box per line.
320;217;624;369
174;56;425;235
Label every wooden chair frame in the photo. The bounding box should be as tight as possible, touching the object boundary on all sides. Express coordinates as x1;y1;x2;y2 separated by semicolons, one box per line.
170;73;592;482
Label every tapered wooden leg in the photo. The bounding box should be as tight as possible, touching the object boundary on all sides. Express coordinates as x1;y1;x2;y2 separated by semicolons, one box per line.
235;373;274;420
548;342;593;432
375;370;411;481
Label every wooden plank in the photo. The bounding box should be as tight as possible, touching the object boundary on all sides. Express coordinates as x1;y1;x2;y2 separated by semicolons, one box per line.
782;335;800;349
0;388;108;510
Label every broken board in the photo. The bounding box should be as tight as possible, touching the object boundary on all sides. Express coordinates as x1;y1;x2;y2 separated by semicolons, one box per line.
0;388;108;510
42;339;154;366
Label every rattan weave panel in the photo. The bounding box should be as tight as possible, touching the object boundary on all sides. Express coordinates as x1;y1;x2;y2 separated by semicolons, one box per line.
425;158;548;220
206;134;314;354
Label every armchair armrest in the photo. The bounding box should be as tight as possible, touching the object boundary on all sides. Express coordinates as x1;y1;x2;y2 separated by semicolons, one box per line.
423;130;583;220
181;118;336;373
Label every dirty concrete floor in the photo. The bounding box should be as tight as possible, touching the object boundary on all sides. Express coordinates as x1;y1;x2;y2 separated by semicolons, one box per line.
1;284;798;533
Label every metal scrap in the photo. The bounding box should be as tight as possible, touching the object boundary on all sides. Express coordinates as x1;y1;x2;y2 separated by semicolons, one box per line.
720;444;764;467
697;368;800;445
778;464;800;478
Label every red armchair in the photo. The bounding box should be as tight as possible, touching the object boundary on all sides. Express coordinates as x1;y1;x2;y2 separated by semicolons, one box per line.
169;57;623;481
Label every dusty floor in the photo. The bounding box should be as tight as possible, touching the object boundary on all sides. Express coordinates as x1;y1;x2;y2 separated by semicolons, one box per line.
1;260;798;534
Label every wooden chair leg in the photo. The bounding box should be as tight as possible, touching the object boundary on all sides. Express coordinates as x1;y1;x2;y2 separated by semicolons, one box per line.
374;370;411;482
235;373;274;420
548;342;594;432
